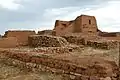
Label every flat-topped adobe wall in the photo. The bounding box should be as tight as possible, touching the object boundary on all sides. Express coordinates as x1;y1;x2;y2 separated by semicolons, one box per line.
4;30;36;46
38;30;55;35
0;37;18;48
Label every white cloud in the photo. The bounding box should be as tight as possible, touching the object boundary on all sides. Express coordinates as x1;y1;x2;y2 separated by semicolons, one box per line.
44;0;120;32
0;0;22;10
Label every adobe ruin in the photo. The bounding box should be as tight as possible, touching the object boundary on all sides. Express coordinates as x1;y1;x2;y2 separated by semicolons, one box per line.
54;15;98;36
0;14;119;79
3;30;36;46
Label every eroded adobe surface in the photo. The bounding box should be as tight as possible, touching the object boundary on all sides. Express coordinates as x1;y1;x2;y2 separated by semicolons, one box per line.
4;30;36;46
0;37;18;48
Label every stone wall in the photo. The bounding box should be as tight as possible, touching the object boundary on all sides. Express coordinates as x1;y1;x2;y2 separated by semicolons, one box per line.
0;50;118;80
62;35;85;45
0;37;18;48
4;30;36;46
28;35;69;47
62;35;118;49
86;40;118;49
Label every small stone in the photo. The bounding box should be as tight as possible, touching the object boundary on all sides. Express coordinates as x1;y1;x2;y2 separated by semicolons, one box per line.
103;77;111;80
70;75;76;79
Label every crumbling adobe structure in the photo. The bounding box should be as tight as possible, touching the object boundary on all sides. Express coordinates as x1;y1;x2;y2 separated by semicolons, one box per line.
54;15;97;36
4;30;36;46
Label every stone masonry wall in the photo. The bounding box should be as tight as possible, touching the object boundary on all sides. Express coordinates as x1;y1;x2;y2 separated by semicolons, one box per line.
86;40;118;49
62;36;85;45
28;35;69;47
62;35;118;49
0;50;118;80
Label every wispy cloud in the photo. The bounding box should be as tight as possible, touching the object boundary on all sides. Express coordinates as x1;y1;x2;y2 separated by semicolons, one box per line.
0;0;22;10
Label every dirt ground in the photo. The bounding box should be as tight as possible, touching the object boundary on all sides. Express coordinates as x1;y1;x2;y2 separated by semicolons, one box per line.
0;63;65;80
0;46;119;80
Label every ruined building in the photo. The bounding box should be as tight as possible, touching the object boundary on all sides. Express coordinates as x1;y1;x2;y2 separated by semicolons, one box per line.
3;30;36;46
54;15;98;36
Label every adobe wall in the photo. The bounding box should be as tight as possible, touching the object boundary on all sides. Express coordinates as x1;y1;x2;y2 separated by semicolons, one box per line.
74;15;97;35
54;20;74;36
54;15;98;36
38;30;54;35
4;30;36;46
0;37;18;48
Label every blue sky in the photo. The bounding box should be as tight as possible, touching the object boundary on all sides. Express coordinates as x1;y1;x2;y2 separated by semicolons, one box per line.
0;0;119;34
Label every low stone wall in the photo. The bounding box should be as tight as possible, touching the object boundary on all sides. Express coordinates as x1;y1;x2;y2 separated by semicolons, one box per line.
0;37;18;48
28;35;69;47
62;36;86;45
62;35;118;49
87;40;118;49
0;50;118;80
31;46;81;54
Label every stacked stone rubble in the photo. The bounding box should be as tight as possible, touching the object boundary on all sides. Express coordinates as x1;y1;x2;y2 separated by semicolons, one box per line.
28;35;69;47
62;36;85;45
0;50;118;80
86;40;118;49
62;35;118;49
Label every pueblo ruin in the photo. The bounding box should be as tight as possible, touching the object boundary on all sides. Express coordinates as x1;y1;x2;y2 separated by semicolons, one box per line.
0;14;119;80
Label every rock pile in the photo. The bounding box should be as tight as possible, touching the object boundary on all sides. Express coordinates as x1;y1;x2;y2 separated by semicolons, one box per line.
28;35;69;47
